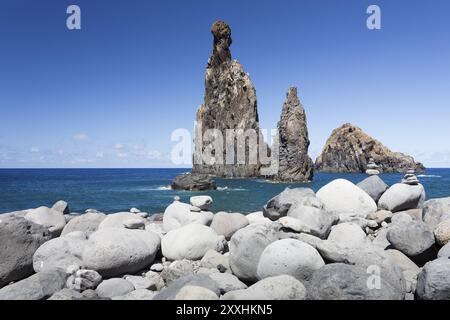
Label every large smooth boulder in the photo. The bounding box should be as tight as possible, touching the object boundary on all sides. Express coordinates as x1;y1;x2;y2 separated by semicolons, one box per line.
33;231;88;273
82;228;160;277
378;183;425;213
246;211;271;224
416;257;450;300
222;275;306;300
210;212;249;240
25;206;66;236
434;219;450;246
229;222;280;282
0;216;51;288
190;196;213;210
327;223;368;247
422;197;450;229
316;179;377;218
309;263;404;300
0;270;68;300
387;221;435;257
257;239;324;281
95;278;134;298
154;274;220;300
163;200;213;232
175;285;219;300
314;240;406;296
98;212;146;230
61;212;106;235
161;224;224;261
357;175;389;203
286;205;336;239
263;188;321;221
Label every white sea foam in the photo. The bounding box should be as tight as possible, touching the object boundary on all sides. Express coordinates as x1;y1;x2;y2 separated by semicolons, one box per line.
417;174;441;178
142;185;172;191
217;186;247;191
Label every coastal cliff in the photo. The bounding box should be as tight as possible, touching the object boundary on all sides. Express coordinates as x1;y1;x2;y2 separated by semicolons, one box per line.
315;123;425;173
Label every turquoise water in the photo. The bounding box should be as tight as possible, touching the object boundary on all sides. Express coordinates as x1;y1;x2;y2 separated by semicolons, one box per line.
0;168;449;214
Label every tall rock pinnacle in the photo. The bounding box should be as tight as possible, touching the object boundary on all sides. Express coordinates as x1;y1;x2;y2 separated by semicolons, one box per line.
276;87;314;182
192;21;265;178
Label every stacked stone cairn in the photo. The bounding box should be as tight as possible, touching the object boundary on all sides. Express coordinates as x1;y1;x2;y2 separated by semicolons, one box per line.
402;168;420;185
365;158;380;176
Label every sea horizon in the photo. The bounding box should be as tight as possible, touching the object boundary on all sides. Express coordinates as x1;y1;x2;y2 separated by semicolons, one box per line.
1;167;449;215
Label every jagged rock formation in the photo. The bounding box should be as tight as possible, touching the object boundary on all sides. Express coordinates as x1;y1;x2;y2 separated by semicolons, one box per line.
315;123;425;173
192;21;265;178
275;87;314;181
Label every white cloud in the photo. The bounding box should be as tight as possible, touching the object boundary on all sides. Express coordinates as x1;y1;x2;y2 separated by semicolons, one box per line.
72;133;90;141
96;152;104;158
114;143;124;150
117;152;128;158
30;147;40;153
146;150;163;160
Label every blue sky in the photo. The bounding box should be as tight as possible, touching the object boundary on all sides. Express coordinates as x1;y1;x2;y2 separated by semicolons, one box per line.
0;0;449;168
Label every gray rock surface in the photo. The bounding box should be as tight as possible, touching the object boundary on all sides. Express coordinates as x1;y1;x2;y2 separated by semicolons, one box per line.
61;212;106;235
228;222;280;282
378;183;425;213
192;21;264;178
422;197;450;229
263;187;321;221
256;239;324;281
438;242;450;258
315;123;425;173
208;272;247;294
416;257;450;300
82;228;160;277
154;274;220;300
222;275;306;300
0;270;68;300
434;219;450;246
175;285;219;300
52;200;70;215
357;175;389;203
316;179;377;218
210;212;249;239
161;224;224;261
48;288;84;300
163;200;213;232
190;196;213;210
24;206;66;236
0;215;51;288
286;205;336;239
95;278;135;298
386;221;435;257
33;231;88;273
275;87;314;182
309;263;405;300
171;173;216;191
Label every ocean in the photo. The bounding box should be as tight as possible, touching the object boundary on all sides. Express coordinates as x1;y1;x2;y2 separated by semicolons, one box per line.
0;168;449;215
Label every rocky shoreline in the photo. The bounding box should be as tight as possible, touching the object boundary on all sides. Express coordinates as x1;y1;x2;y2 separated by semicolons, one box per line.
1;173;449;300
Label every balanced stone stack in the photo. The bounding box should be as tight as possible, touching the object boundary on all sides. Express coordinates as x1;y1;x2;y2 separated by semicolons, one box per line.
402;169;420;185
365;158;380;176
275;87;314;182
